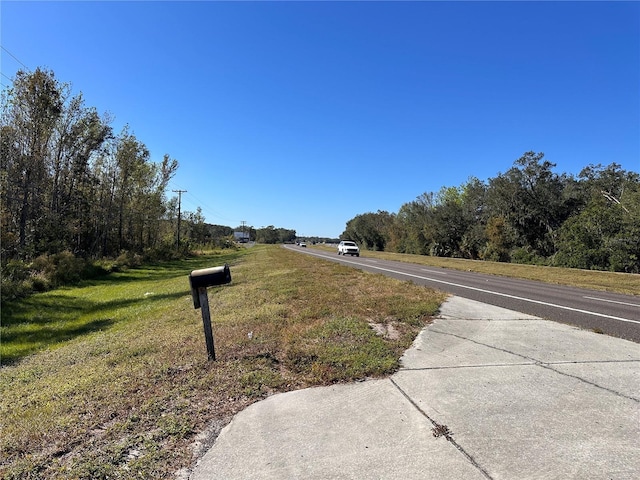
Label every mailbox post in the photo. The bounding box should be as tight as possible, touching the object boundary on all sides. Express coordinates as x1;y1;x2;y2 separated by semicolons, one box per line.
189;264;231;360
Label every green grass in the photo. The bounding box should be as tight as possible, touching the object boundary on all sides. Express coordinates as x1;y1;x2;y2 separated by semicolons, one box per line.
1;252;243;365
313;245;640;296
0;245;445;479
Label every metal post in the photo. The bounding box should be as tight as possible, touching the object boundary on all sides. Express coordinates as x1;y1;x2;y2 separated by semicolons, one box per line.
198;287;216;361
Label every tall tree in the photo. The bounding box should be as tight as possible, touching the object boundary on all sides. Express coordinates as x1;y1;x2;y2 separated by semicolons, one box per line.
487;152;569;257
342;211;393;251
459;177;488;259
556;164;640;272
393;194;434;255
46;93;112;254
1;68;179;263
1;68;63;258
113;127;150;251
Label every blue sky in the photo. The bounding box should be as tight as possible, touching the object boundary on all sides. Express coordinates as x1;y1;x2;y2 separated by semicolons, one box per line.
2;1;639;238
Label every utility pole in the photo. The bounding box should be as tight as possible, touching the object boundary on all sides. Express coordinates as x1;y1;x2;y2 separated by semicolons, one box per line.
241;220;247;242
173;190;187;247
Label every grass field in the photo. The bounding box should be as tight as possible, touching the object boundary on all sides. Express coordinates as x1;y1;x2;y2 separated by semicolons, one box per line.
2;244;637;478
0;245;445;479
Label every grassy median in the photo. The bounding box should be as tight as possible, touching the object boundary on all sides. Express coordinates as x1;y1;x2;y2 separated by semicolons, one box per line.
0;245;445;479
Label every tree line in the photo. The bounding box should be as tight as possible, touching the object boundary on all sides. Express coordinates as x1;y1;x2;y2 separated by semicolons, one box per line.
0;68;204;298
342;152;640;273
1;68;182;261
0;68;306;299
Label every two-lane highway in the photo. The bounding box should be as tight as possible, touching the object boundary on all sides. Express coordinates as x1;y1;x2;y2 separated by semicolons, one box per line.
283;245;640;343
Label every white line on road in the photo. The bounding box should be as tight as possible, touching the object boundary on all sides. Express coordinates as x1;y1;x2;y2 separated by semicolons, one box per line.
420;268;447;275
583;296;640;308
301;249;640;325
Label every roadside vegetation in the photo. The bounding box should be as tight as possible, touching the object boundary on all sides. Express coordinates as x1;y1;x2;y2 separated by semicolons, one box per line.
341;153;640;273
2;64;637;480
0;68;298;304
0;245;445;479
314;245;640;296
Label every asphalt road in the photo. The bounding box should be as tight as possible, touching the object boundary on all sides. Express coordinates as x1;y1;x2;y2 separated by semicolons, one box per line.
283;245;640;343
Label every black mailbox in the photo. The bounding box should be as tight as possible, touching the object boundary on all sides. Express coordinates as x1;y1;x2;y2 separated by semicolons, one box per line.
189;264;231;309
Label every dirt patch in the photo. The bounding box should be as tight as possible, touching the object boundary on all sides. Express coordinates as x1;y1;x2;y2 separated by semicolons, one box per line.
368;321;401;340
175;416;232;479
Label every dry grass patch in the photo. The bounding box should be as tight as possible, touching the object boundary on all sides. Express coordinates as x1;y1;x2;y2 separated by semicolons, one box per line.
1;245;444;479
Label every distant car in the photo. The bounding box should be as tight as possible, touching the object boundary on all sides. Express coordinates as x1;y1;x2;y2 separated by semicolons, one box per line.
338;241;359;256
299;242;307;247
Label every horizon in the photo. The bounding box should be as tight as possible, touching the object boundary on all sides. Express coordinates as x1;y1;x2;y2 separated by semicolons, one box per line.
2;1;638;238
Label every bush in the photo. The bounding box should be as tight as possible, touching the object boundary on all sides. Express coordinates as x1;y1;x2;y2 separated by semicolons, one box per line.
481;244;510;263
608;248;639;273
29;252;85;286
30;271;51;291
2;259;29;283
143;243;190;262
115;251;143;269
48;251;86;285
1;260;31;301
510;247;546;266
2;252;107;301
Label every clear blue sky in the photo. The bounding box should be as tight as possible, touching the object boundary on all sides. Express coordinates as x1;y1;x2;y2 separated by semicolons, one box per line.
2;1;639;238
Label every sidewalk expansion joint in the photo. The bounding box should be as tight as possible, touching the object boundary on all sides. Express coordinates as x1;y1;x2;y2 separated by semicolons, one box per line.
428;329;542;363
389;377;495;480
399;362;537;371
535;362;639;403
544;359;640;365
429;329;640;403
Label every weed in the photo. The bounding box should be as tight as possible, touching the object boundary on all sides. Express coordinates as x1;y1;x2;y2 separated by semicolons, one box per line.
432;423;453;439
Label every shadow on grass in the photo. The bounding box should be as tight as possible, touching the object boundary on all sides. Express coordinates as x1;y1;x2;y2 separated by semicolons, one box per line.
1;250;244;366
80;251;244;286
0;291;196;365
0;290;191;366
1;291;189;329
0;317;116;366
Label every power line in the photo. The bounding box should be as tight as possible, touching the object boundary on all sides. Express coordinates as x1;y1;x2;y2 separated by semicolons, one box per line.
169;182;235;224
0;71;13;86
1;46;30;71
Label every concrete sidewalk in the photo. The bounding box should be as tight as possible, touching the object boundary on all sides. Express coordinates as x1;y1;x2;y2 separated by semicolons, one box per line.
189;297;640;480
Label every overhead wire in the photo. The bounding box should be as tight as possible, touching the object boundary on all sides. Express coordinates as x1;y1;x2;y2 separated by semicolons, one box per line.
1;46;30;70
0;45;31;86
1;71;13;86
168;181;239;226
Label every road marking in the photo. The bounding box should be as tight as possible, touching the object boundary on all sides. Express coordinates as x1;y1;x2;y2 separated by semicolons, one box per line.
299;248;640;325
583;296;640;308
421;268;447;275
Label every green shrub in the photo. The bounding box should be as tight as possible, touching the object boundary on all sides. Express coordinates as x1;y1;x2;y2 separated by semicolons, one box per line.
50;251;86;285
511;247;546;265
115;251;143;269
481;244;510;262
30;272;51;291
1;259;31;301
2;259;29;282
143;243;190;262
0;277;30;301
